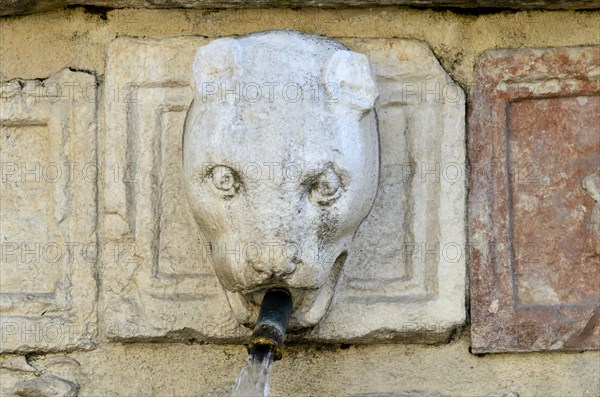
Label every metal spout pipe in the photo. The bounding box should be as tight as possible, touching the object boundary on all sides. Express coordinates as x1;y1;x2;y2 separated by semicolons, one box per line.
246;288;293;361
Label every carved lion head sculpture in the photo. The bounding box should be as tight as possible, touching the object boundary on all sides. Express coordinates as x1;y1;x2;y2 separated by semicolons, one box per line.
183;30;379;329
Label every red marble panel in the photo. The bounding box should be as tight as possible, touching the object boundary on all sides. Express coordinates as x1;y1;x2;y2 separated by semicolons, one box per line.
468;46;600;352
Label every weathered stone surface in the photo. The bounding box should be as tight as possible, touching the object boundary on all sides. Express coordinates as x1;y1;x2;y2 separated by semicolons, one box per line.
102;34;466;343
469;46;600;353
1;0;598;17
0;69;98;353
14;375;79;397
0;355;38;373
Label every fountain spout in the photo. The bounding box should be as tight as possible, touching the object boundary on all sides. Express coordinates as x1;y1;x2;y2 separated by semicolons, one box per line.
246;288;293;361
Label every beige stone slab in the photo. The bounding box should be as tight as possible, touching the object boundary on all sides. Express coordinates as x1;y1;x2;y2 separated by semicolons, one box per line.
0;69;98;353
102;35;466;343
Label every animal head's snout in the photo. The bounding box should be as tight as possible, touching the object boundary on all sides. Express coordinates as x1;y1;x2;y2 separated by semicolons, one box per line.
248;244;302;279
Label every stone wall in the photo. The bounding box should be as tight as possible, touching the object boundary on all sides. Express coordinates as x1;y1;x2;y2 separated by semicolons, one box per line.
1;6;599;397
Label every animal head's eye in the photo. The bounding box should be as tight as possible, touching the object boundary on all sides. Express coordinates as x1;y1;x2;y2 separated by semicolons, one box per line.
309;167;342;206
208;165;240;198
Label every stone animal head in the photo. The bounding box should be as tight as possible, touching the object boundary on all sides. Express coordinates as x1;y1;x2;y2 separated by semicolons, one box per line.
183;30;379;329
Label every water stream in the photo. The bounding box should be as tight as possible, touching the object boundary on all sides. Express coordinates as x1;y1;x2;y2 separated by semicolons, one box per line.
232;346;276;397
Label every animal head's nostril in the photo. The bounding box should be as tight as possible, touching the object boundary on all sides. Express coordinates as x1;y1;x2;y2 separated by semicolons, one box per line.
280;261;297;276
250;261;267;274
251;261;297;277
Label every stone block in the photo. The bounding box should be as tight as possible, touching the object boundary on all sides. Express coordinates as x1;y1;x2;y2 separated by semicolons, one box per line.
469;46;600;352
102;35;466;343
14;375;79;397
0;69;98;353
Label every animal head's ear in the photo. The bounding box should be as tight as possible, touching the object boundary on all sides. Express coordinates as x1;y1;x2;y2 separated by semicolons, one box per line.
322;50;378;114
191;38;244;99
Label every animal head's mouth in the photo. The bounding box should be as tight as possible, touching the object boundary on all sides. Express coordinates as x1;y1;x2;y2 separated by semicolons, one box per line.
242;285;315;313
226;251;349;329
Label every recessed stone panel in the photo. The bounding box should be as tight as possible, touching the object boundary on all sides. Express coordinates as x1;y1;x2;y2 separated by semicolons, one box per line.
469;46;600;352
102;36;466;343
0;70;98;353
